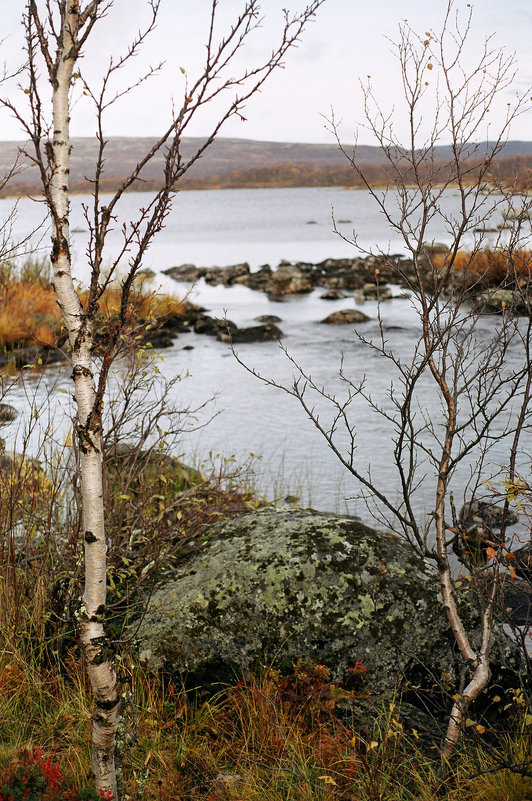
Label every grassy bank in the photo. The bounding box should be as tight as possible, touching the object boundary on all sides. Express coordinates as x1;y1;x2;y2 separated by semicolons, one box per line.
1;625;531;800
431;249;532;284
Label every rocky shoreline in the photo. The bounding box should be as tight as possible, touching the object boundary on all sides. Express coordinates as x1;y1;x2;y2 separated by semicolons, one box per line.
1;253;530;368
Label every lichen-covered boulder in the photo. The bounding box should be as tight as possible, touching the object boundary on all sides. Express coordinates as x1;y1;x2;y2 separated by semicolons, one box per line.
136;508;516;691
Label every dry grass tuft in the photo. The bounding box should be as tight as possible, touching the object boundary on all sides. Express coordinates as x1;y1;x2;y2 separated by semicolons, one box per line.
432;249;532;284
0;258;185;353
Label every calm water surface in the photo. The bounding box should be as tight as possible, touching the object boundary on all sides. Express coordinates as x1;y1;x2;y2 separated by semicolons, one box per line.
2;187;530;535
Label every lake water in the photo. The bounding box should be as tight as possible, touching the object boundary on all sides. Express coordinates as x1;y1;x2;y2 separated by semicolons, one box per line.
2;186;531;539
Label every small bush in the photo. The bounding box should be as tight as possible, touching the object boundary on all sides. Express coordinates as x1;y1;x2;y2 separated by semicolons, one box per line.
0;749;98;801
432;248;532;284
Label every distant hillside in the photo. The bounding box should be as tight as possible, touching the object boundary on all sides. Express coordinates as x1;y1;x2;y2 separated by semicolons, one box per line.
1;136;531;195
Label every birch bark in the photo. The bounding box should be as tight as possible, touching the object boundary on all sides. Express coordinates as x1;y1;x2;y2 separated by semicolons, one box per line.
48;2;119;797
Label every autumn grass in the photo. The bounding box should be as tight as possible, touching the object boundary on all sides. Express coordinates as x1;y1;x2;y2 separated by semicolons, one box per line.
431;248;532;284
0;274;60;348
0;257;185;352
1;642;531;801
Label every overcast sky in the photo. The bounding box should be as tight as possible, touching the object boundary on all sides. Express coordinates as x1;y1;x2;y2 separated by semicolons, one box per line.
1;0;531;146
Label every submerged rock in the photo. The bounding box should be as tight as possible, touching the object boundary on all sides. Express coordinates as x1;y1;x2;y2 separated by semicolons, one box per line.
191;313;283;343
255;315;282;323
193;315;237;338
353;282;393;302
136;507;517;691
320;289;346;300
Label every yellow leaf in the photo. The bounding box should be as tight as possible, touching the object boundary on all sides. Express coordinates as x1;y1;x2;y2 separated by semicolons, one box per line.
485;546;497;560
318;775;338;786
475;724;486;734
524;714;532;726
509;565;516;580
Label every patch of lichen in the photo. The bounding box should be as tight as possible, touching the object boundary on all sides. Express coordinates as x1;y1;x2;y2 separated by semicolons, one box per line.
138;507;514;697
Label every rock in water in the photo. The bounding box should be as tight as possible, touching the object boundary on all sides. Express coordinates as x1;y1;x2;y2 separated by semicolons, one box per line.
217;323;283;343
0;404;18;424
136;508;517;691
163;264;204;282
321;309;370;324
265;264;314;297
320;289;346;300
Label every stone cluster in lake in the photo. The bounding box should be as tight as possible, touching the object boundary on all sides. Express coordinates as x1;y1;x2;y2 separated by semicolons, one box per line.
2;252;529;369
163;254;413;295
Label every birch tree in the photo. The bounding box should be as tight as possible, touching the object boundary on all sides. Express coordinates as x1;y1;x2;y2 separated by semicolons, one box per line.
236;2;532;760
2;1;324;797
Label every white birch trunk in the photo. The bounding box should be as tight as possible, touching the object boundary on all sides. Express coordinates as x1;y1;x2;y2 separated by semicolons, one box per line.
433;430;492;760
49;3;119;797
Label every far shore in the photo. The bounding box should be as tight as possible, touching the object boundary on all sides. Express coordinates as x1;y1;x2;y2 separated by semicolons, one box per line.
0;179;517;200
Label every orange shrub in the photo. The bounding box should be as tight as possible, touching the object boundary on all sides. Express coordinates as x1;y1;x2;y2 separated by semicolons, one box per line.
432;249;532;284
0;279;62;349
81;284;185;324
0;273;184;351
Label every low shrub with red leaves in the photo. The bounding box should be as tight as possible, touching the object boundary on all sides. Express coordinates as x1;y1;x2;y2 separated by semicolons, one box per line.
0;750;98;801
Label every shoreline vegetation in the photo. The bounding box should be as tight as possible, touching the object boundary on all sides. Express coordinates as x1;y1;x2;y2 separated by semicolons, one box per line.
2;367;532;800
0;136;531;197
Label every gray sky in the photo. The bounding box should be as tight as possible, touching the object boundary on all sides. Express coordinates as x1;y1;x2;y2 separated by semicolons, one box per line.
1;0;531;145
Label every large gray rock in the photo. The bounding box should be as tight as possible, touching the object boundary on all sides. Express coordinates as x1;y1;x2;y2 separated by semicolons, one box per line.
136;508;517;691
